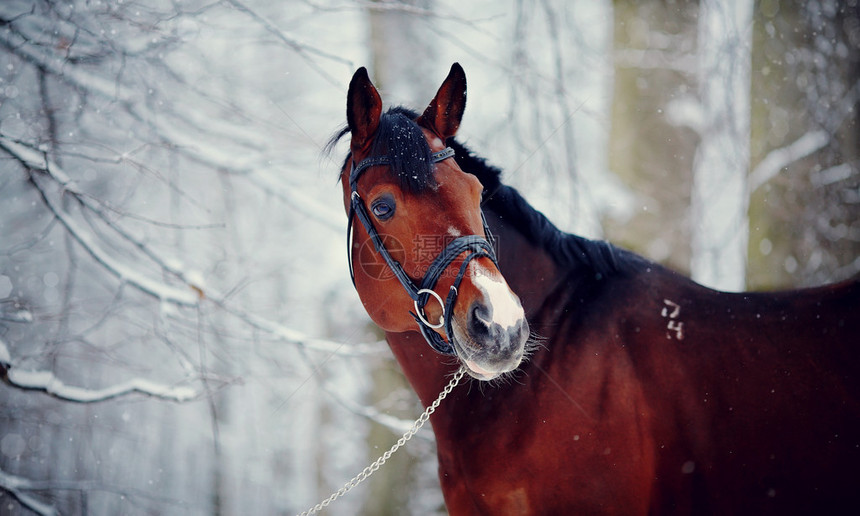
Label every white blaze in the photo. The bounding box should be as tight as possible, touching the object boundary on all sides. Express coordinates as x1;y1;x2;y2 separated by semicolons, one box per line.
470;263;523;330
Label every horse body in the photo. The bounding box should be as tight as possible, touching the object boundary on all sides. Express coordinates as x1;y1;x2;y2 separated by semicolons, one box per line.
334;64;860;515
394;249;860;514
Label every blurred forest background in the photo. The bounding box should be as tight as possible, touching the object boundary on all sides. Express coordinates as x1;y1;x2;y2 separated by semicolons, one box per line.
0;0;857;514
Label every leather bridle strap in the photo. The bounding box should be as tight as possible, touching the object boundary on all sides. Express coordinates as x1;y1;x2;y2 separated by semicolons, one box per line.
415;246;494;355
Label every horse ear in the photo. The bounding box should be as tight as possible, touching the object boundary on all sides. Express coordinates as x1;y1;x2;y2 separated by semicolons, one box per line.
347;67;383;153
417;62;466;140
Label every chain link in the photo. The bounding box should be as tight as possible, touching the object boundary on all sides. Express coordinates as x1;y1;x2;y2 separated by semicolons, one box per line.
297;367;467;516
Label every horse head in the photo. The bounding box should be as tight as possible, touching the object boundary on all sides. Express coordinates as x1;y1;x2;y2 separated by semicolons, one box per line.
340;63;529;380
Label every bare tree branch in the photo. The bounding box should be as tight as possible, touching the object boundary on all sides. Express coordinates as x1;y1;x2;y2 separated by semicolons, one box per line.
749;130;829;193
0;23;269;173
222;0;353;86
26;175;200;306
0;465;198;514
1;136;378;358
0;335;198;403
0;468;59;516
2;365;199;404
322;379;433;440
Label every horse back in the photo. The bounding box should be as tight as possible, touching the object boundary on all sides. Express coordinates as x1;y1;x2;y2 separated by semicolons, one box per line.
623;272;860;514
431;266;859;515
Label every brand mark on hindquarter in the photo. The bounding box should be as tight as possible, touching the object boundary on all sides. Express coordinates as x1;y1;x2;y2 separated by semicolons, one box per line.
661;299;684;340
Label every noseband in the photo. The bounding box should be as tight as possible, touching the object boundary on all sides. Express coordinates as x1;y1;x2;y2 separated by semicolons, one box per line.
347;147;497;356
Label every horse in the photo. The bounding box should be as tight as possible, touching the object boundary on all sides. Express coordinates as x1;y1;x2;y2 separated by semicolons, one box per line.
330;63;860;515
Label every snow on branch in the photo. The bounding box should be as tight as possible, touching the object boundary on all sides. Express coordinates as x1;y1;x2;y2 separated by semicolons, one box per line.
0;136;380;356
304;0;498;25
811;162;856;187
0;137;202;307
0;468;58;516
0;338;198;403
0;26;268;174
0;465;191;514
210;295;386;356
223;0;353;86
3;367;199;403
322;381;433;440
615;48;698;74
246;173;343;232
749;130;829;193
748;81;858;193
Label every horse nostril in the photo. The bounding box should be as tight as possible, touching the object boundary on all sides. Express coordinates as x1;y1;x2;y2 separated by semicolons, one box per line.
510;317;530;348
471;302;492;328
468;301;528;353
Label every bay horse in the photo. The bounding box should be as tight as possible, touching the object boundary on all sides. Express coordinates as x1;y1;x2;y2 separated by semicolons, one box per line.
330;63;860;515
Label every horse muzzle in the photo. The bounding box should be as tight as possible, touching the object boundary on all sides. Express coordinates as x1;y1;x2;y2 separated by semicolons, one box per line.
452;294;530;380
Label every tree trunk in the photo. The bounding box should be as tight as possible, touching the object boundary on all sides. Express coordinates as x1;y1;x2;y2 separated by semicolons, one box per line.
690;0;753;291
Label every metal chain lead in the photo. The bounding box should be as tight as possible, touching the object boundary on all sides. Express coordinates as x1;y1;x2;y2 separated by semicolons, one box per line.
298;367;467;516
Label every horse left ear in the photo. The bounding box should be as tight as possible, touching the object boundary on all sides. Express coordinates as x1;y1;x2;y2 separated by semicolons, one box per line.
417;63;467;140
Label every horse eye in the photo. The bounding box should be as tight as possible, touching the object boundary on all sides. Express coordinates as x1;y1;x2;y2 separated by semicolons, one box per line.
371;196;395;220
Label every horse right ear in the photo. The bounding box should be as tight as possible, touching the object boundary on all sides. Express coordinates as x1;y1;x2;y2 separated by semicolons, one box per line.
347;67;382;154
417;62;466;141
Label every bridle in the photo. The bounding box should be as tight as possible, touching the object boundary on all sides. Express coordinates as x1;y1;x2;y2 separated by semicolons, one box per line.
347;147;497;356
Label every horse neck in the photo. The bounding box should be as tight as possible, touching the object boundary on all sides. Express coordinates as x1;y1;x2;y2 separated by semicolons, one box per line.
483;205;566;318
383;182;609;413
384;330;460;408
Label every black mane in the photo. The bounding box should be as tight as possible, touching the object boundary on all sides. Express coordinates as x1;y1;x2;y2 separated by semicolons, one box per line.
328;106;628;276
449;139;627;277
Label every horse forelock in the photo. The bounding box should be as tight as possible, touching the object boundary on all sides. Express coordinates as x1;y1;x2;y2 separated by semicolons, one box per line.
328;106;437;194
373;108;436;193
